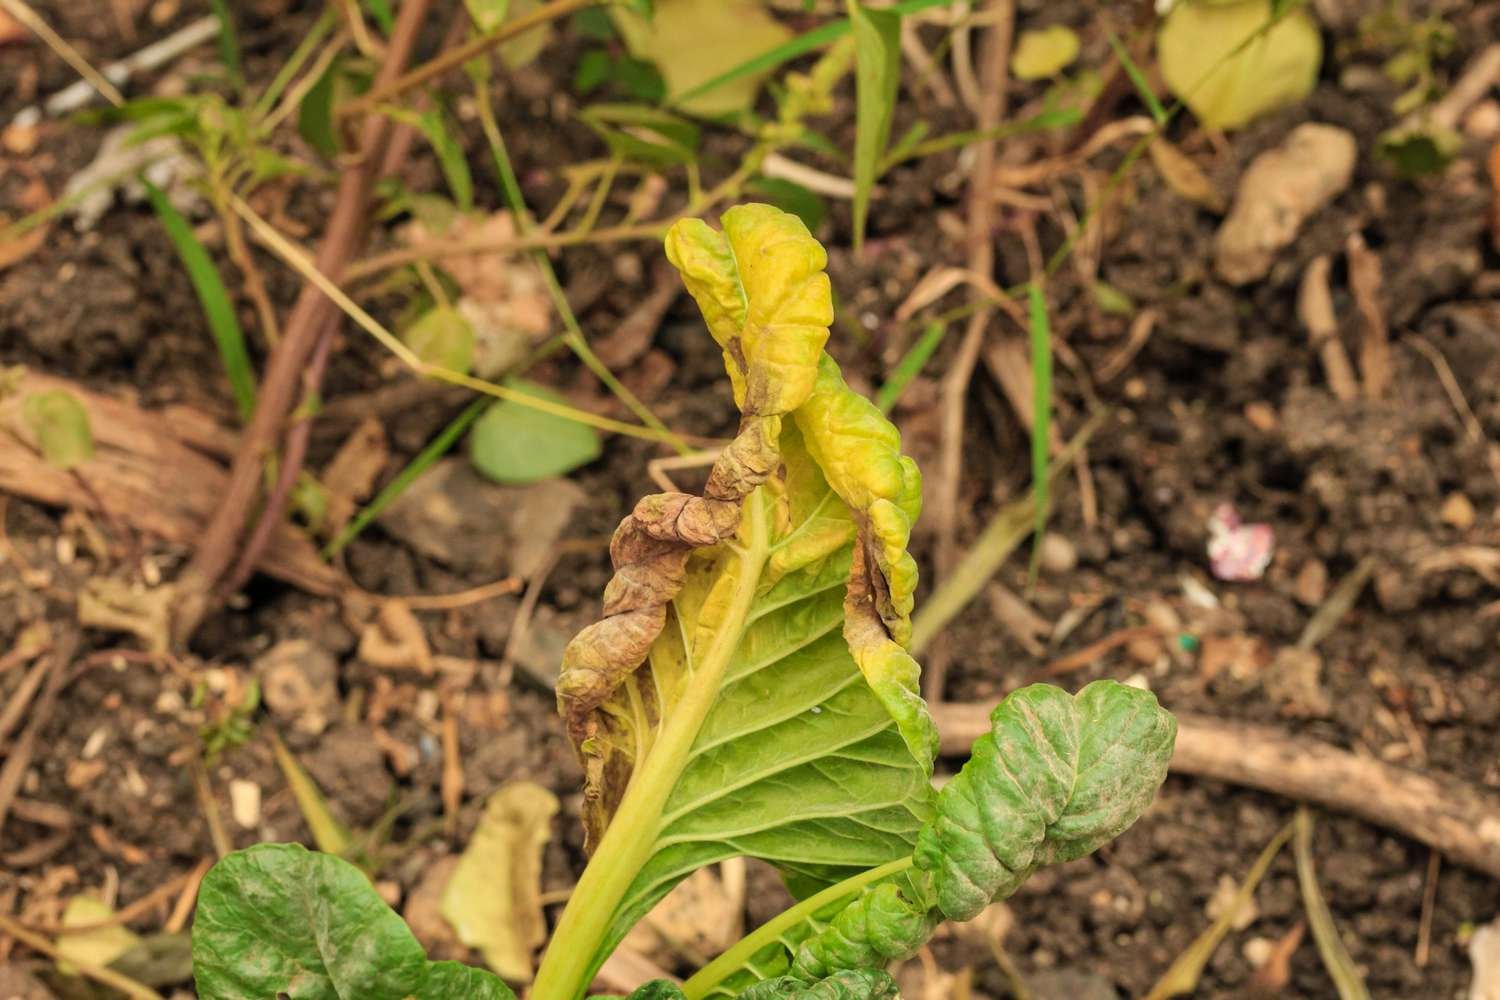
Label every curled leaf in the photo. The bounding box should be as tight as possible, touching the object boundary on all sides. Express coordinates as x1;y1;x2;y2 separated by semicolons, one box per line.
914;680;1177;921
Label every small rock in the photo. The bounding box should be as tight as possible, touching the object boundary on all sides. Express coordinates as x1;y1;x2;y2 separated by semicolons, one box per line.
1206;873;1258;930
1038;534;1078;574
1215;123;1358;285
254;639;340;737
1294;558;1329;607
1243;936;1275;967
1198;633;1269;682
1126;633;1165;666
379;458;585;576
1442;492;1477;530
1243;400;1278;432
1263;647;1331;718
228;779;261;829
1464;99;1500;140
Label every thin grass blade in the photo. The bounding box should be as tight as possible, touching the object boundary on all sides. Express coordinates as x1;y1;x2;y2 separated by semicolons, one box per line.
1294;809;1373;1000
877;321;947;413
846;0;900;252
143;179;256;423
1026;281;1053;587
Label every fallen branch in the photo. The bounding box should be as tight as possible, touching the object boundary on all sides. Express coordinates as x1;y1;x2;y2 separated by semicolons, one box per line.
932;703;1500;880
0;372;340;595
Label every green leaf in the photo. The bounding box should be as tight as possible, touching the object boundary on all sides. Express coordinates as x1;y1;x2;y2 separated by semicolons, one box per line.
532;205;934;997
579;103;701;167
1013;25;1080;80
745;176;828;232
420;107;475;210
611;0;794;116
403;305;476;375
22;390;94;470
1026;282;1052;585
1157;0;1322;130
192;844;518;1000
143;179;256;423
914;680;1177;921
575;50;614;94
1376;124;1460;178
363;0;394;34
207;0;243;87
686;680;1173;997
468;380;602;484
464;0;511;31
846;0;900;252
736;970;900;999
299;58;340;159
876;321;946;413
1106;29;1166;125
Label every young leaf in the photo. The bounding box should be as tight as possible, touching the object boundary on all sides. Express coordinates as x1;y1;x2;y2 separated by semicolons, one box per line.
192;843;518;1000
299;59;341;159
468;380;602;485
1013;25;1080;80
531;204;936;997
22;390;94;469
912;680;1176;921
845;0;900;252
143;179;256;423
363;0;395;34
403;305;476;375
688;680;1174;996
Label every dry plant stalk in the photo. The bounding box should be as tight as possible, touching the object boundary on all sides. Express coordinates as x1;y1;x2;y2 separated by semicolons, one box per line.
1297;254;1359;403
1345;233;1392;400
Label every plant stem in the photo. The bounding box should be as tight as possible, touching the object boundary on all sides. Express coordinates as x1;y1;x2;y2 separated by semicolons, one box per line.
681;856;915;999
340;0;596;118
530;494;771;1000
172;0;433;643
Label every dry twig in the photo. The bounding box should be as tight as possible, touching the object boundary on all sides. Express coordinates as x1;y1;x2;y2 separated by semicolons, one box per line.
1345;233;1392;399
932;704;1500;879
1297;255;1359;403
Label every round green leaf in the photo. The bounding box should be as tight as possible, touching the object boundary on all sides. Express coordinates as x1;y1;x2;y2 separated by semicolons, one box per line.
403;306;475;376
23;390;94;470
468;381;602;485
1157;0;1321;130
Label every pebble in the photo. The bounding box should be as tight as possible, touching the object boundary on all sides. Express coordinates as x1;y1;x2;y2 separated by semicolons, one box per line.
1441;492;1476;530
1293;558;1328;606
1243;400;1278;432
1038;534;1078;574
228;779;261;829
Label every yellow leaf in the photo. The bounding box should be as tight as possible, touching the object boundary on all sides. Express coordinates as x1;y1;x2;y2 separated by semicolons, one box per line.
441;781;559;982
612;0;792;116
1148;137;1227;212
55;897;140;975
1013;25;1080;80
1157;0;1321;130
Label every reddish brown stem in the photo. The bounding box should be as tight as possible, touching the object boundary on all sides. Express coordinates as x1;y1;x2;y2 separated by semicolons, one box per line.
172;0;434;642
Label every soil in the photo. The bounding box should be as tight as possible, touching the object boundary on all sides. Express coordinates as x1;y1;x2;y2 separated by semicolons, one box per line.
3;0;1500;998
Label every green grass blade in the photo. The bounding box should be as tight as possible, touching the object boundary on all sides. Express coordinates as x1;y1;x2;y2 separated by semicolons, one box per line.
882;107;1082;170
1026;281;1052;588
143;179;256;423
206;0;243;88
846;0;901;252
669;0;952;111
1106;28;1167;125
322;397;487;559
877;321;947;413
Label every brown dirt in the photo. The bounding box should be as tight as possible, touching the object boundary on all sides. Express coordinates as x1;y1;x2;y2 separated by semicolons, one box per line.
3;0;1500;997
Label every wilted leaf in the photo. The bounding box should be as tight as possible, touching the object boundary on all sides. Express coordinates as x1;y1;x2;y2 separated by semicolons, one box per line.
56;897;141;974
23;389;94;469
1157;0;1321;130
270;733;354;857
441;782;559;982
468;380;602;484
1148;137;1227;213
611;0;793;116
404;306;476;375
1013;25;1081;80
